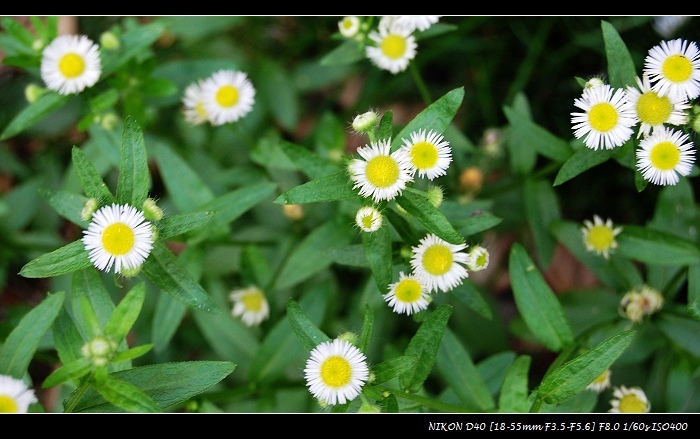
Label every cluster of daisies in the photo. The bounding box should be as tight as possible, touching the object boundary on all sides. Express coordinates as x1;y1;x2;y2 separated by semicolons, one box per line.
585;369;651;413
337;15;440;74
40;34;102;95
346;127;491;316
571;38;700;186
181;69;256;126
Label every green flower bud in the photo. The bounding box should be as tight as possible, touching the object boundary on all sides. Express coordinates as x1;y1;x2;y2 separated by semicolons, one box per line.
352;111;378;134
142;198;164;222
100;31;121;50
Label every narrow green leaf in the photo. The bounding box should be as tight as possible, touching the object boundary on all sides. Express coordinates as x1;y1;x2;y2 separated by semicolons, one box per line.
287;300;331;352
377;110;393;141
323;244;368;268
274;171;357;205
358;304;374;355
396;188;464;245
70;361;236;413
278;140;343;180
78;295;103;340
198;182;277;232
498;355;531;412
537;330;635;404
508;242;573;351
372;356;418;385
523;178;560;268
687;264;700;322
111;344;154;363
19;240;93;278
152;292;187;353
258;58;299;130
93;376;162;413
100;21;165;77
450;281;492;320
157;210;215;240
453;211;502;237
71;268;116;336
385;207;419;246
0;92;71;140
141;241;219;314
503;106;571;163
400;304;453;393
52;308;85;365
72;146;117;204
436;327;495;410
617;225;700;265
320;38;365;66
0;291;64;378
553;146;616;186
602;20;637;89
362;225;393;294
42;357;93;389
104;283;146;342
42;189;90;228
656;314;700;358
116;116;150;208
153;142;214;212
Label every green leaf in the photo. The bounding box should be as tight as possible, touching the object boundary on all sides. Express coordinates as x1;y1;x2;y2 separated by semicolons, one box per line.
69;361;236;413
450;281;492;320
617;225;700;265
385;207;419;246
71;269;116;337
498;355;531;412
287;300;331;352
100;20;165;77
392;87;464;151
93;375;162;413
278;140;343;180
377;110;393;141
396;188;464;245
104;283;146;342
400;304;453;393
0;291;64;378
453;211;502;237
503;106;571;163
274;171;357;205
71;146;117;205
362;225;393;294
523;178;560;267
111;344;154;363
157;210;215;240
153;143;215;212
42;189;90;228
436;327;495;411
371;356;418;385
0;92;72;140
42;357;93;389
19;240;93;278
141;241;219;314
358;304;373;355
508;242;573;351
324;244;369;267
537;330;635;405
320;39;365;66
52;308;85;365
258;58;299;131
196;182;277;234
656;314;700;358
602;20;637;89
116;116;150;208
553;146;616;186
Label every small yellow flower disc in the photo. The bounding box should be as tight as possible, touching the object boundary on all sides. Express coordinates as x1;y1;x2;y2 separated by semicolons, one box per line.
410;141;438;170
320;356;352;388
341;18;355;31
662;54;692;83
587;225;615;252
395;278;422;303
619;394;647;413
101;222;135;256
242;291;264;312
216;85;239;108
588;102;619;133
366;156;399;188
0;395;19;413
361;214;375;230
637;92;672;126
422;244;453;275
59;53;85;78
649;141;680;171
381;34;407;60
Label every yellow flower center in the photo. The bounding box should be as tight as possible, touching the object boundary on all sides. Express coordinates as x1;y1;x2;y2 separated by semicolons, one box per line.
422;244;453;275
619;393;647;413
320;355;352;388
592;369;610;385
361;213;375;229
341;18;354;31
0;395;19;413
216;85;239;108
195;102;207;118
474;252;488;268
365;155;399;188
587;225;615;251
637;92;672;126
588;102;618;133
410;141;438;170
59;53;85;78
381;34;407;60
395;278;423;303
662;54;692;83
649;141;680;171
242;291;264;312
102;222;135;256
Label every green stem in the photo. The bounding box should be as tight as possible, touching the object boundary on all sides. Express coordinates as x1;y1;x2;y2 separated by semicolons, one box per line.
374;384;479;413
409;62;432;106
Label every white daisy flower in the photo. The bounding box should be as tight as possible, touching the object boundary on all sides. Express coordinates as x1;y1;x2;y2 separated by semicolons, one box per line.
626;74;690;138
644;38;700;101
467;245;490;272
652;16;691;39
410;233;469;293
366;21;417;74
392;15;441;32
571;84;636;150
201;69;256;126
619;284;664;324
580;215;623;259
348;139;414;203
304;338;369;406
229;285;270;327
181;80;209;125
400;129;452;180
0;374;38;413
586;369;612;394
81;203;154;274
636;126;695;186
40;34;101;95
384;271;431;315
355;205;383;233
338;16;361;38
609;385;650;413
